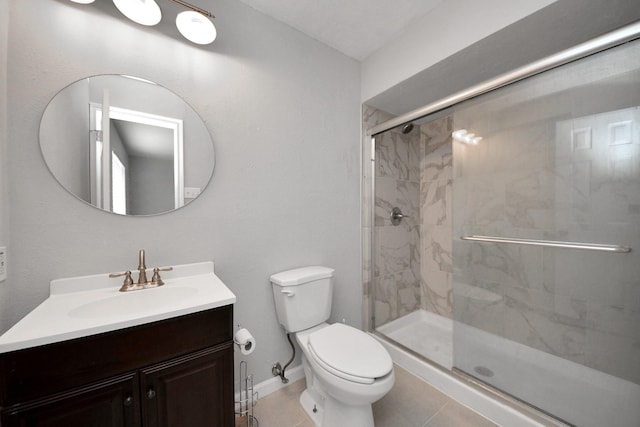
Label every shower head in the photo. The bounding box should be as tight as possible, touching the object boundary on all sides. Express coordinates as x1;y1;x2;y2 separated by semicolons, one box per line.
401;123;414;134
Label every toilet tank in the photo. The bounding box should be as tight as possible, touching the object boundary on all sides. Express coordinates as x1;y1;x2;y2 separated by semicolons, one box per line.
270;266;334;333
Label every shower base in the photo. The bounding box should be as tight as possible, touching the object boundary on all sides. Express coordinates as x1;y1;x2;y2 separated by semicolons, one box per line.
376;309;452;370
374;310;562;426
375;309;640;427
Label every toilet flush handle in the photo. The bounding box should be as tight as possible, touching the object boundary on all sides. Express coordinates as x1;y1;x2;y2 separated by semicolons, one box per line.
281;289;295;297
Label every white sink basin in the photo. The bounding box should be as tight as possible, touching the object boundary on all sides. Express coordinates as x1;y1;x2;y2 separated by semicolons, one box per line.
69;286;199;319
0;261;236;353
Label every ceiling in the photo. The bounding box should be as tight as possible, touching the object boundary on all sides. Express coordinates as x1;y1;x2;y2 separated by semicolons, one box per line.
112;120;174;160
235;0;445;61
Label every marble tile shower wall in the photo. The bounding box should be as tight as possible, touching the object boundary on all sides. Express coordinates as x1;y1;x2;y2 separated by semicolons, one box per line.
362;105;454;327
419;117;453;318
373;117;421;325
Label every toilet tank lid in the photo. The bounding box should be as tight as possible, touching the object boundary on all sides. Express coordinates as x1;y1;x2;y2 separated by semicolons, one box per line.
270;266;334;287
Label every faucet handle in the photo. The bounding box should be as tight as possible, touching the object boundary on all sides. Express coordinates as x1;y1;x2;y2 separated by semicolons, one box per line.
109;270;134;291
150;266;173;286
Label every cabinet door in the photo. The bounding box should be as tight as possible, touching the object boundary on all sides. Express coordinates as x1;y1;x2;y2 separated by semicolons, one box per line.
141;344;233;427
1;373;140;427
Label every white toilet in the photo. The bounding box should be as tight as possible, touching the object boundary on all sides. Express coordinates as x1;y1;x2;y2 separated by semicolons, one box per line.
270;266;394;427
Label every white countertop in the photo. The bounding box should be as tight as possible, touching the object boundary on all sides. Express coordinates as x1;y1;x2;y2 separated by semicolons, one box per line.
0;261;236;353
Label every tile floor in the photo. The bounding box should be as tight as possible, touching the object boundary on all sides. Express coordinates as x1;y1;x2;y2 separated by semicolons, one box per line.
249;364;498;427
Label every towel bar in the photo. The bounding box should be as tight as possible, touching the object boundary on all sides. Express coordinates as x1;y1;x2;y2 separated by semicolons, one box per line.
460;235;631;253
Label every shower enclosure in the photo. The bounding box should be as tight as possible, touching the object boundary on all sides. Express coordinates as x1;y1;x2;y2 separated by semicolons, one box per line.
364;23;640;427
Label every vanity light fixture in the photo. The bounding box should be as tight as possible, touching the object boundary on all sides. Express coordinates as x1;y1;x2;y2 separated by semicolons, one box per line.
113;0;162;26
452;129;482;145
70;0;216;45
171;0;217;44
176;10;217;45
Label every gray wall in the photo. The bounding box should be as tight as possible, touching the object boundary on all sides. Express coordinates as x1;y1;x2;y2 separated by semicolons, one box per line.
4;0;360;385
0;0;8;320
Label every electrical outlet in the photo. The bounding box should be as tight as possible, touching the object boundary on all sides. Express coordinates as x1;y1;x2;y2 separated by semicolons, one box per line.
0;247;6;282
184;187;201;199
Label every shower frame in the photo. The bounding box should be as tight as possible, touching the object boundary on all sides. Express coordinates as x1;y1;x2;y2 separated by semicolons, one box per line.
363;20;640;426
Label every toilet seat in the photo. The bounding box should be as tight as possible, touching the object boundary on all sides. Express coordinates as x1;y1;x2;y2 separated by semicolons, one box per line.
307;323;392;385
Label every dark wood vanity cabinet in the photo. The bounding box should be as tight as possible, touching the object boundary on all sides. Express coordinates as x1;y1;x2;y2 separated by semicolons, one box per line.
141;346;231;427
2;373;141;427
0;305;234;427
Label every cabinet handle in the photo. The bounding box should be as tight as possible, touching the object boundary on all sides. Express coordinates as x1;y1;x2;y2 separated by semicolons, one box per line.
124;396;133;406
147;389;156;399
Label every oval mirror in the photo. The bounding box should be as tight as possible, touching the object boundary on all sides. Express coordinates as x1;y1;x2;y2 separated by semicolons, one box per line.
39;75;214;216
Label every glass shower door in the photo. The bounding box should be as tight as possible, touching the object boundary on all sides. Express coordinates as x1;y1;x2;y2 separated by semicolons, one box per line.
452;38;640;426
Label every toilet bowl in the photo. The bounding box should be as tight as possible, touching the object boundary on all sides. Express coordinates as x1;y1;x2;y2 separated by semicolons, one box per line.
295;323;394;426
270;266;394;427
295;323;395;427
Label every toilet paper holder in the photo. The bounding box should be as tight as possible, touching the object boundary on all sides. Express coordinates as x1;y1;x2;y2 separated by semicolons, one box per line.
234;326;256;356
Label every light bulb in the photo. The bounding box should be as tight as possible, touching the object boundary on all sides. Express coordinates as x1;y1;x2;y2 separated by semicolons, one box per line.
462;133;476;144
452;129;467;141
176;11;217;45
112;0;162;26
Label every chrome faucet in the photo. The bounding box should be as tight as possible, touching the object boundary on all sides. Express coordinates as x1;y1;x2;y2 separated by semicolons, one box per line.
109;249;173;292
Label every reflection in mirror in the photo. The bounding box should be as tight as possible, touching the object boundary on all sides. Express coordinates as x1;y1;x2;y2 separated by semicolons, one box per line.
40;75;214;216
